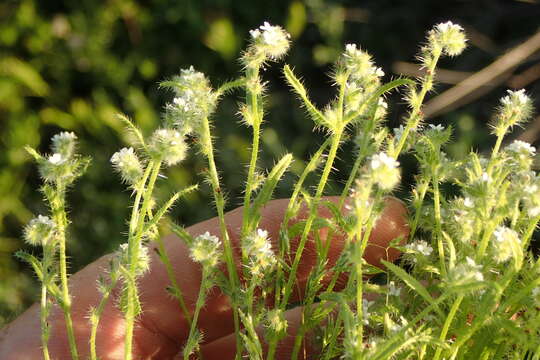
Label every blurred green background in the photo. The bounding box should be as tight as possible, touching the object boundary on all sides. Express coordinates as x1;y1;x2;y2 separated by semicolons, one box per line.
2;0;540;325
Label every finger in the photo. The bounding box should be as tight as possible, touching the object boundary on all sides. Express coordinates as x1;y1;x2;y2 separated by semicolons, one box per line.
0;197;408;360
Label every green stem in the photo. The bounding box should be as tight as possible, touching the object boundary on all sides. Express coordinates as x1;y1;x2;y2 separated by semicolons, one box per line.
90;274;119;360
40;278;51;360
184;267;210;360
432;171;447;278
124;161;162;360
281;127;344;309
392;49;442;159
53;187;79;360
433;295;463;360
200;117;242;358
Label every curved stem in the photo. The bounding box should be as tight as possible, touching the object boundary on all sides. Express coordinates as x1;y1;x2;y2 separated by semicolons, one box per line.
433;295;464;360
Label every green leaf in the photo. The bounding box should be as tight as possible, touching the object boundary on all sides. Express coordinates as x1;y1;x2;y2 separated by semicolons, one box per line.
248;154;293;229
15;250;43;280
382;260;444;318
345;78;415;124
283;65;328;128
141;184;198;235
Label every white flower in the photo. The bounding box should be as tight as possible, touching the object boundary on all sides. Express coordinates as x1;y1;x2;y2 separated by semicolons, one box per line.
24;215;56;246
388;281;401;297
51;132;77;159
432;21;467;56
48;153;65;165
428;124;445;132
501;89;530;107
406;240;433;258
190;232;222;268
148;128;187;166
492;226;520;263
110;147;143;184
506;140;536;156
532;287;540;306
463;197;474;208
449;257;484;285
117;243;151;276
362;299;374;325
369;152;401;190
244;229;276;277
247;22;290;61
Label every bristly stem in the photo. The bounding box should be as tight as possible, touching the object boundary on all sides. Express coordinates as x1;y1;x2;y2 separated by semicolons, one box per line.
432;170;447;278
124;160;161;360
184;267;210;360
52;184;79;360
200;116;242;358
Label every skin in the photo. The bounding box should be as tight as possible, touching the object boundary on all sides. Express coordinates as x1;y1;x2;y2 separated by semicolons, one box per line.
0;196;409;359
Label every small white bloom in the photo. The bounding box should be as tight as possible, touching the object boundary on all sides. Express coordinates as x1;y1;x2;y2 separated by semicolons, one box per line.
463;197;474;208
190;231;222;268
51;132;77;159
148;128;187;166
532;286;540;306
110;147;143;184
244;229;276;277
506;140;536;156
388;281;401;297
432;21;467;56
247;22;290;61
406;240;433;257
501;89;530;107
449;257;484;284
362;299;374;325
24;215;56;246
428;124;445;132
369;152;401;190
117;243;151;276
492;226;520;263
48;153;65;165
480;172;491;183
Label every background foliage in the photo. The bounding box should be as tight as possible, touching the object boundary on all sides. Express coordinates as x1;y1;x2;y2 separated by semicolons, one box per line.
1;0;540;325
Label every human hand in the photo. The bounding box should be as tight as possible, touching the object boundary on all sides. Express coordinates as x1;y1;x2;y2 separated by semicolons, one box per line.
0;197;408;359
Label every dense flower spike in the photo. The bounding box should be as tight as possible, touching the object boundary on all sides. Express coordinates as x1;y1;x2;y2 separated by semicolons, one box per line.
492;226;521;263
431;21;467;56
244;228;276;277
164;66;217;135
497;89;534;130
110;147;143;184
189;232;222;268
51;132;77;159
148;128;187;166
369;152;401;190
247;22;290;63
117;243;151;276
23;215;56;246
448;257;484;285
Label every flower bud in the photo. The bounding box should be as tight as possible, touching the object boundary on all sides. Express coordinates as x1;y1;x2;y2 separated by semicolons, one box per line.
51;132;77;159
117;243;151;276
110;147;143;184
497;89;534;129
39;153;73;183
244;229;276;277
24;215;56;246
148;129;187;166
190;231;222;268
163;66;217;135
505;140;536;170
369;152;401;190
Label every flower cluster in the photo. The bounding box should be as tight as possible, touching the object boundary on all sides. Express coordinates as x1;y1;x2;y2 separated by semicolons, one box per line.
448;257;484;285
148;128;187;166
24;215;56;246
405;240;434;261
491;226;520;263
244;229;276;277
164;66;217;135
430;21;467;57
117;243;151;276
189;232;222;269
110;147;143;185
496;89;533;131
51;132;77;159
505;140;536;170
246;22;291;65
369;152;401;190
